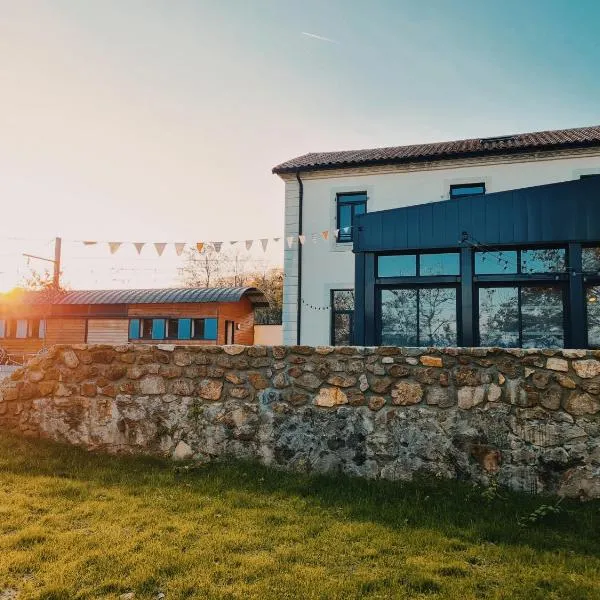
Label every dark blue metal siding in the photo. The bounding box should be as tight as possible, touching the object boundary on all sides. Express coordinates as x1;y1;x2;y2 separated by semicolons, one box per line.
354;178;600;252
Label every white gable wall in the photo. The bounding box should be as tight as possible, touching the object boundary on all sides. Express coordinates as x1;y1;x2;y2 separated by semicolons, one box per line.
282;150;600;346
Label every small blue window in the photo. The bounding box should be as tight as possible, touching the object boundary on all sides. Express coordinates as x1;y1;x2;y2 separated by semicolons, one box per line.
450;183;485;199
337;192;367;243
152;319;165;340
204;318;218;340
178;318;191;340
129;319;140;339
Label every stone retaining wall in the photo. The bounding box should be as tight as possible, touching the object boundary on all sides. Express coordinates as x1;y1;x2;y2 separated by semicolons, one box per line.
0;344;599;499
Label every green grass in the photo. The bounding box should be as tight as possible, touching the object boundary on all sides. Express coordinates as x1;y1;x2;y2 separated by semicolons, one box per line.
0;434;599;599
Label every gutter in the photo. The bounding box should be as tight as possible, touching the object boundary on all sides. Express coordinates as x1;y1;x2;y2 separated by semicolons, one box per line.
295;171;303;345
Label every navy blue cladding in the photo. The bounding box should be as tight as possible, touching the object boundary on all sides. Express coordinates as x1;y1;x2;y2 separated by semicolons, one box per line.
354;178;600;252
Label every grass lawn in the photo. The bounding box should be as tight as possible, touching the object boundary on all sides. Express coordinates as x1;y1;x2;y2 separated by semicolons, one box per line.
0;434;599;600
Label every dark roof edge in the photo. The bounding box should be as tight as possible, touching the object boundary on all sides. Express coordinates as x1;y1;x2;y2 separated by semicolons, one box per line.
272;138;600;175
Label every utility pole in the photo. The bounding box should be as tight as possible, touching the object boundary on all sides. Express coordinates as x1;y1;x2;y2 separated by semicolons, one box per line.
22;236;63;290
53;237;62;290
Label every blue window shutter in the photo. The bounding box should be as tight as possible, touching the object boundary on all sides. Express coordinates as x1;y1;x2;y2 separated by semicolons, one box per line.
178;318;191;340
152;319;165;340
204;318;218;340
129;319;140;339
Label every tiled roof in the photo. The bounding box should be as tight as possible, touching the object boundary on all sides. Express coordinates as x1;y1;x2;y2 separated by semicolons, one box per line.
272;124;600;174
0;287;269;307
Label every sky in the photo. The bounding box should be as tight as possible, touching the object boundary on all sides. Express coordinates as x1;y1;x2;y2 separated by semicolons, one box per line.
0;0;599;291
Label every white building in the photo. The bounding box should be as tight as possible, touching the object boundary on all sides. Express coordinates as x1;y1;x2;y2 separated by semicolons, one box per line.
273;124;600;346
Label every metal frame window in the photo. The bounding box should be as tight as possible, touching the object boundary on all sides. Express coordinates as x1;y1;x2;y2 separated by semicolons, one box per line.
330;289;354;345
450;183;486;199
336;192;367;243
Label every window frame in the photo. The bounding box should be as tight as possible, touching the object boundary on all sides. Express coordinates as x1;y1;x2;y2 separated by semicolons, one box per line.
449;182;486;199
336;192;367;243
128;317;218;341
377;250;461;282
330;289;355;346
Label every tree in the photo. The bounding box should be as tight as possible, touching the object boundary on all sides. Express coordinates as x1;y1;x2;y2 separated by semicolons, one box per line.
179;245;283;324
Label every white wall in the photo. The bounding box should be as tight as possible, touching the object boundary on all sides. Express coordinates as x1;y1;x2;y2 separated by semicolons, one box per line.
253;325;283;345
282;151;600;346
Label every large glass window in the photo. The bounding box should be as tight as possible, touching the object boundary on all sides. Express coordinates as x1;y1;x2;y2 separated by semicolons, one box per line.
478;286;563;348
450;183;485;199
336;193;367;243
380;287;457;346
474;248;565;275
586;286;600;347
331;290;354;345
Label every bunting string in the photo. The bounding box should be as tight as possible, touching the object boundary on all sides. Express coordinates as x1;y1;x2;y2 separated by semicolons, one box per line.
72;227;353;257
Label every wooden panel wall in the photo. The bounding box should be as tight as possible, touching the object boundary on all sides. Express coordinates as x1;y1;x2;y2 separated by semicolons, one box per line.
45;319;87;346
86;319;129;345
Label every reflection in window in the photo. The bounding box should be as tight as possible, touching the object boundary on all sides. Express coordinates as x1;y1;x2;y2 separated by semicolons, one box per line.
331;290;355;345
167;318;179;339
419;253;460;276
586;286;600;347
521;249;565;273
583;248;600;273
378;255;416;278
381;289;417;346
450;183;486;198
474;251;518;274
337;193;367;243
477;286;563;348
479;287;519;347
380;288;457;346
521;287;563;347
141;318;153;340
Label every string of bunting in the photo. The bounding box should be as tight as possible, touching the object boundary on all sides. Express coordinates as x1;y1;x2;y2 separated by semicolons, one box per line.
79;228;348;256
301;298;331;311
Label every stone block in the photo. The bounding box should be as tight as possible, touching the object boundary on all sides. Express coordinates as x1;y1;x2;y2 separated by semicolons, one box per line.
223;345;246;356
326;374;357;388
546;357;569;372
139;375;166;395
295;372;322;390
564;392;600;416
573;359;600;379
314;387;348;407
387;364;410;378
368;396;386;411
391;381;423;406
272;372;290;389
81;382;97;397
170;378;195;396
197;379;223;401
247;346;267;357
248;371;269;390
173;440;193;461
173;350;193;366
457;386;485;409
229;386;250;399
368;376;393;394
420;355;443;368
61;349;79;369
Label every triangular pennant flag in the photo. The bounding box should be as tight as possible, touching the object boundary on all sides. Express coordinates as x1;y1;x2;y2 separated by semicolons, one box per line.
154;243;167;256
229;240;238;246
174;242;186;256
196;242;204;253
342;226;351;234
212;241;223;253
245;240;253;250
298;235;306;245
321;230;329;240
260;238;269;252
334;229;339;240
133;242;145;255
286;236;295;248
273;237;281;243
83;241;97;246
109;242;122;255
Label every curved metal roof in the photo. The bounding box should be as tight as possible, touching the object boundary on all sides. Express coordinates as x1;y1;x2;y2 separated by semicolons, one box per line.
1;287;269;307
